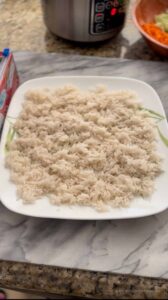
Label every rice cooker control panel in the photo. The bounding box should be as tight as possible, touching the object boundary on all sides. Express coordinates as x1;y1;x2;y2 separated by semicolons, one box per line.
90;0;126;34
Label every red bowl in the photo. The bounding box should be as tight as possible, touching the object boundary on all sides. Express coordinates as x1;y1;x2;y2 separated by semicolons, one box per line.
132;0;168;57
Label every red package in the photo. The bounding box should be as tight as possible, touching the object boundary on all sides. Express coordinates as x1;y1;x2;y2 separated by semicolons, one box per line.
0;49;19;133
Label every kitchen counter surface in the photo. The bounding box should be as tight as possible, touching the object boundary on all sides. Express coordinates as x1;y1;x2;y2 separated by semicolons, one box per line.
0;51;168;298
1;260;168;299
0;0;167;61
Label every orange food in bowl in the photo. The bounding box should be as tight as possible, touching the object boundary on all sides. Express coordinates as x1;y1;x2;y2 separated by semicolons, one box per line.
142;23;168;46
132;0;168;57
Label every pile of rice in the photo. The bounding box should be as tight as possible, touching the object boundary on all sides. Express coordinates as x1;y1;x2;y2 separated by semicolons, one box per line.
5;85;162;211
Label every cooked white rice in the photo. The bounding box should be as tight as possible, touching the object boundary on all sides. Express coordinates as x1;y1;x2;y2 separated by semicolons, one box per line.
5;85;162;211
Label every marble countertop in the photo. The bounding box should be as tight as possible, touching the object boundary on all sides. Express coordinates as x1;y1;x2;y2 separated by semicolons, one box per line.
0;51;168;298
0;0;167;61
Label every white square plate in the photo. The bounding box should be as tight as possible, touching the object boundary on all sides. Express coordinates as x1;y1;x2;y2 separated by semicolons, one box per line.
0;76;168;220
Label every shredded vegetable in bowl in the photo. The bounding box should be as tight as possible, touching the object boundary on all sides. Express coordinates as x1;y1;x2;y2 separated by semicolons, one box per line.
142;10;168;46
156;11;168;33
